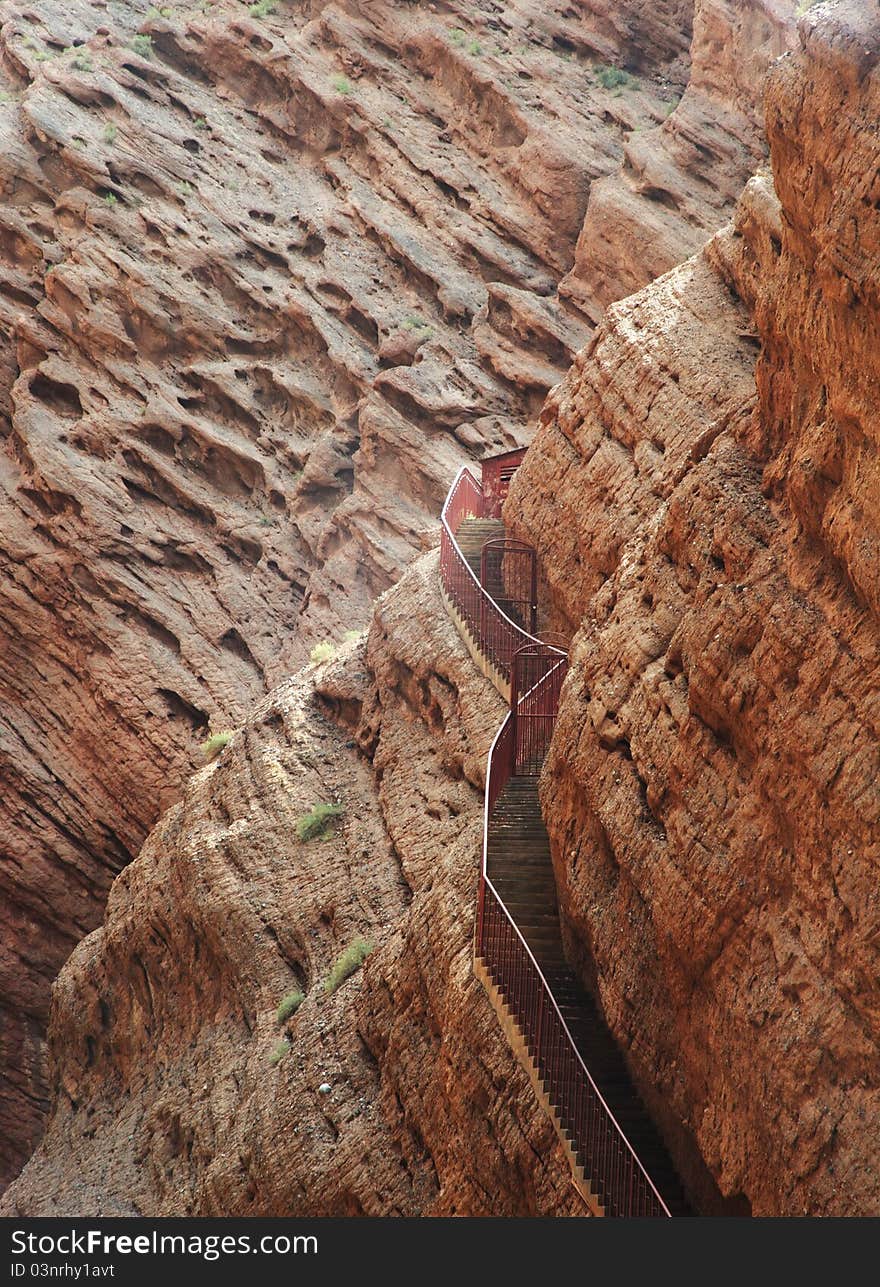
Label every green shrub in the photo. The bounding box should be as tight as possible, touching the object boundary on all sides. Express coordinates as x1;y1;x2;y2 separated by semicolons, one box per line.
276;990;305;1024
72;52;93;72
323;938;372;994
269;1038;291;1066
309;640;336;665
332;74;353;95
131;34;154;58
201;730;233;761
103;192;118;206
595;64;630;90
343;629;361;644
193;115;208;129
449;28;466;47
103;122;117;144
467;39;482;56
296;802;344;842
403;315;432;334
249;0;277;15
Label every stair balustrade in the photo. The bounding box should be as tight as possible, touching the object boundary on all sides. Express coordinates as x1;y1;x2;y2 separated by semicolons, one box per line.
439;453;675;1218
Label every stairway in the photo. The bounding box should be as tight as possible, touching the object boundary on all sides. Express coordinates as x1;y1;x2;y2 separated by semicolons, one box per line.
444;487;690;1215
455;517;505;580
456;517;530;631
484;782;690;1216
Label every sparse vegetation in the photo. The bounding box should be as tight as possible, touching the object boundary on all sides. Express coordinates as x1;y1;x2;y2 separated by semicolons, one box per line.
323;939;373;994
449;28;467;47
276;990;305;1024
130;34;154;59
193;116;208;130
309;640;337;665
468;39;482;56
72;51;93;71
249;0;277;17
269;1038;291;1066
332;74;353;95
147;5;174;16
103;192;118;206
796;0;820;12
176;179;194;198
201;730;233;761
296;802;344;842
103;122;118;144
343;629;361;644
595;64;631;90
403;314;432;334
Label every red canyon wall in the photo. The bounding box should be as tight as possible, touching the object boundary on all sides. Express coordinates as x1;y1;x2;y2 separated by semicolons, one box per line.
505;0;880;1215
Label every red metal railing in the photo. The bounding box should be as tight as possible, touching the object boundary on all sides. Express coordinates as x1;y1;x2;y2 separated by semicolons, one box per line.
477;709;671;1218
480;539;537;635
440;465;543;683
440;457;672;1219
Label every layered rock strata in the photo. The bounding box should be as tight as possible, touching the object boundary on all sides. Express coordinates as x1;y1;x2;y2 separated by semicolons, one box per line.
562;0;797;319
0;0;696;1184
505;0;880;1216
1;553;587;1217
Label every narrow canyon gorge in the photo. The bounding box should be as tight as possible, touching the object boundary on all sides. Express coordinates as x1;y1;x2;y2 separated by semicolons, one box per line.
1;0;877;1219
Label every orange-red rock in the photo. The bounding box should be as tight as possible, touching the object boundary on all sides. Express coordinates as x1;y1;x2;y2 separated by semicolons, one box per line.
0;0;704;1185
1;556;586;1217
505;0;880;1216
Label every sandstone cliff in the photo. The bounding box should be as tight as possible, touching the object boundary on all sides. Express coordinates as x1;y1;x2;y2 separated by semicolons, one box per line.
0;0;699;1185
562;0;796;319
1;554;588;1217
505;0;880;1216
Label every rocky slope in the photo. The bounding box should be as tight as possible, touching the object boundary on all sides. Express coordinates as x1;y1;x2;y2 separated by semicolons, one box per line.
505;0;880;1216
1;553;589;1217
562;0;796;319
0;0;705;1186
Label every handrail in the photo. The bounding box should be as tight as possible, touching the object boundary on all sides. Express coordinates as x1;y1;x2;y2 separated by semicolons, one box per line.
440;466;544;686
441;459;672;1218
479;711;672;1218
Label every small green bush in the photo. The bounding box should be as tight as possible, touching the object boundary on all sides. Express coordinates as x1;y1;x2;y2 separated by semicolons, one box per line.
249;0;277;16
343;629;361;644
595;64;630;90
103;192;118;206
201;730;233;761
296;802;344;842
332;74;353;95
72;52;93;72
323;939;372;994
449;28;466;47
103;122;117;144
276;990;305;1024
131;34;154;59
269;1038;291;1066
193;115;208;130
467;39;482;56
309;640;337;665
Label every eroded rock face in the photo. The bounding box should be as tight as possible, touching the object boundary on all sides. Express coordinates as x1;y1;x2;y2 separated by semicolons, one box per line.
505;0;880;1216
0;553;585;1217
562;0;797;320
0;0;702;1184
